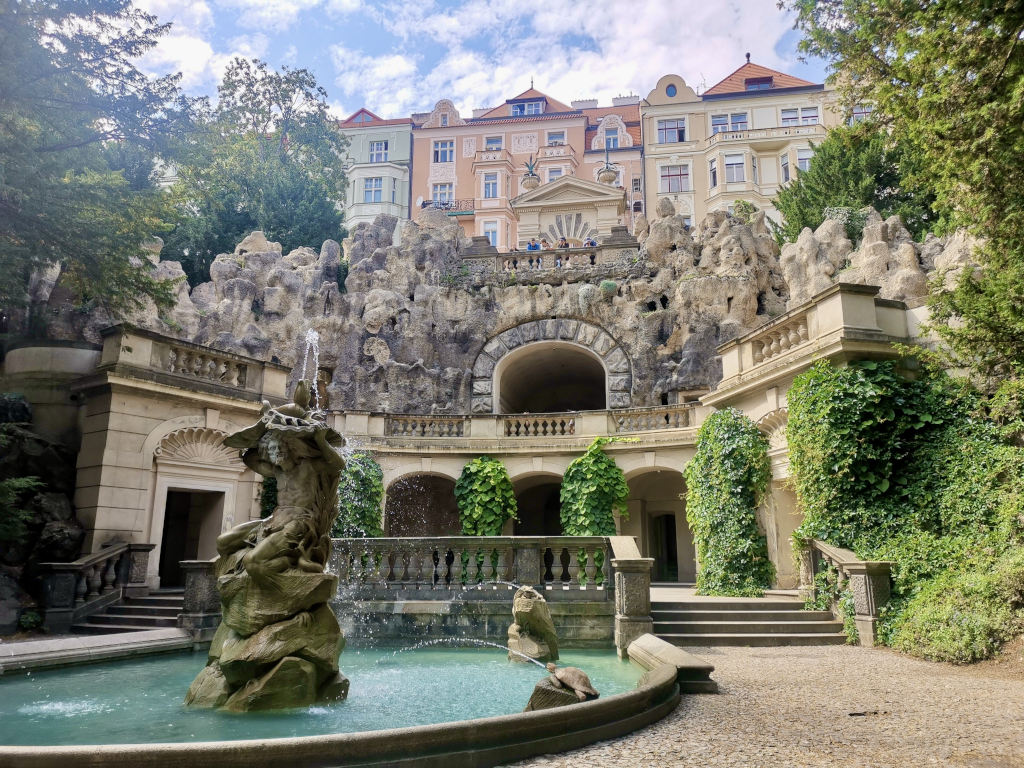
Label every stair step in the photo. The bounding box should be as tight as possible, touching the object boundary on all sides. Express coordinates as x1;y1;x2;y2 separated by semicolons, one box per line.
88;613;178;628
652;600;804;612
653;620;843;635
652;610;834;622
112;605;181;617
128;596;185;608
660;633;848;647
71;623;153;635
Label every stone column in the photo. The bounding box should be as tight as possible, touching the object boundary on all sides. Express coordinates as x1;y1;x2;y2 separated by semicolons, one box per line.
611;557;654;659
846;561;892;647
178;560;221;642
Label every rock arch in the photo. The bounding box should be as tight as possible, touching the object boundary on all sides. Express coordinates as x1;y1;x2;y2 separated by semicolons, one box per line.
470;319;632;413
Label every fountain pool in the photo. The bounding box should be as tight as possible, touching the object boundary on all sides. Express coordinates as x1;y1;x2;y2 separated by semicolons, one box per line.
0;647;643;746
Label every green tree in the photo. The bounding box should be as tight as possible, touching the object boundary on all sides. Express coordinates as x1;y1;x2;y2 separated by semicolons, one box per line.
783;1;1024;387
559;437;629;536
772;125;935;244
454;456;517;536
333;453;384;538
164;59;348;284
0;0;187;322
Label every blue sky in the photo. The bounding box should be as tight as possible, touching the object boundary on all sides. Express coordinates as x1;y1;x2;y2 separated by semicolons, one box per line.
136;0;830;118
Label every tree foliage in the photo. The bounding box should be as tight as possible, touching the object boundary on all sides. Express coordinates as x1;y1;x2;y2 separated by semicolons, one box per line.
784;1;1024;387
333;453;384;538
163;59;348;285
772;125;936;244
684;408;774;597
454;456;517;536
0;0;188;320
559;437;629;536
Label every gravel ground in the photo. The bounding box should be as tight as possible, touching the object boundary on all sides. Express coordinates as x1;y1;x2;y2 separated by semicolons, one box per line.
504;644;1024;768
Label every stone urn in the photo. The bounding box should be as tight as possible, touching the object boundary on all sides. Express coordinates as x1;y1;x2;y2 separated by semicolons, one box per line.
598;165;618;185
522;172;540;191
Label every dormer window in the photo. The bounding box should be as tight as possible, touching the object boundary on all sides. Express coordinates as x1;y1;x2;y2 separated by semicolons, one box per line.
440;113;448;126
511;101;543;116
745;76;773;91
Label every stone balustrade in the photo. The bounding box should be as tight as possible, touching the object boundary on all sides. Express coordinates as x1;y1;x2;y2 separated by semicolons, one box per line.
503;415;576;437
38;543;153;632
613;404;693;432
799;538;892;647
330;536;614;601
751;315;810;365
159;344;249;387
385;415;467;438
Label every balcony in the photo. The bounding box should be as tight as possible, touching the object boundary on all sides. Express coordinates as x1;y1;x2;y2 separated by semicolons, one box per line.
472;149;513;172
537;144;578;164
420;199;475;214
706;123;825;150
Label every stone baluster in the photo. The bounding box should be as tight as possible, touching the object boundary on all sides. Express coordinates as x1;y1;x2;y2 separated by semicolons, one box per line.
101;555;118;593
601;545;612;587
567;549;581;587
481;547;495;584
87;563;102;600
584;547;598;587
406;550;420;588
464;546;479;586
74;571;88;605
496;547;512;584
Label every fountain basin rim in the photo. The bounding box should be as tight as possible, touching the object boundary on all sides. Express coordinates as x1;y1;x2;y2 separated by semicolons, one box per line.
0;664;679;768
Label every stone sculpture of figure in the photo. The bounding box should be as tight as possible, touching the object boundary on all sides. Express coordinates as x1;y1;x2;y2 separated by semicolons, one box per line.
186;380;350;712
507;585;559;662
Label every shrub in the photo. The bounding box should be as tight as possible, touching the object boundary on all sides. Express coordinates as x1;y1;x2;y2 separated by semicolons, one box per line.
454;456;517;536
684;408;774;596
333;453;384;538
559;437;629;536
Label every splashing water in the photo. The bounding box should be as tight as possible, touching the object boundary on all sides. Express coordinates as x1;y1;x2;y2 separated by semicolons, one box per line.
301;328;321;412
376;638;548;670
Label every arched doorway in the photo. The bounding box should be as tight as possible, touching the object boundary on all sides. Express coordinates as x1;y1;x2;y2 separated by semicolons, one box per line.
512;474;563;535
495;342;606;413
384;474;460;536
623;469;696;584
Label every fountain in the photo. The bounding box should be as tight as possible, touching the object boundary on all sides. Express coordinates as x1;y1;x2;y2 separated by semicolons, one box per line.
185;378;349;711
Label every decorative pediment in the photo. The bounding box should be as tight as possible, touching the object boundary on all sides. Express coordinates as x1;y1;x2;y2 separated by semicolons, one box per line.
156;427;242;467
511;175;626;207
756;409;789;450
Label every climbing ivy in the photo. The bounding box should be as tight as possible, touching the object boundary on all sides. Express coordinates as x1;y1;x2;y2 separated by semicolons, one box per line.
787;359;1024;661
454;456;517;536
559;437;630;536
332;452;384;538
684;408;774;597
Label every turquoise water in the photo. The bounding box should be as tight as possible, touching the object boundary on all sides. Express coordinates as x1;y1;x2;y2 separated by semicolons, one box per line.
0;647;641;746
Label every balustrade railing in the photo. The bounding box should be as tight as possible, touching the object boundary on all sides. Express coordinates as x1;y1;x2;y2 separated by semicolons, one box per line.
38;543;154;632
152;343;249;388
751;314;810;365
385;415;467;437
503;415;576;437
420;199;475;213
613;404;694;432
330;537;612;600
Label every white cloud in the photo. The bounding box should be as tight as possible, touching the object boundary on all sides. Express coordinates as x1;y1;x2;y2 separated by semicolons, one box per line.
330;45;420;116
216;0;323;29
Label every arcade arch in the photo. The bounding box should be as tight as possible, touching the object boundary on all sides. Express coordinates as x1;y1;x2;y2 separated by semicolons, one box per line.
511;473;564;536
384;473;460;536
620;468;695;583
495;342;606;413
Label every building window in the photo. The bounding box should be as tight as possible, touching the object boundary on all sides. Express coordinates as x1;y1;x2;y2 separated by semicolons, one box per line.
369;141;388;163
391;178;397;204
363;177;382;203
511;101;543;116
781;153;790;183
801;107;819;125
659;164;689;193
547;167;563;182
485;136;502;150
666;83;677;97
850;104;873;124
682;216;692;228
657;119;686;143
484;172;498;198
483;221;498;247
440;114;448;126
711;114;728;134
605;129;619;149
709;158;718;188
752;155;759;184
745;76;773;90
797;148;813;172
432;183;453;202
432;140;454;163
631;177;642;193
725;154;745;183
730;113;748;131
781;108;799;127
547;130;565;145
633;200;643;212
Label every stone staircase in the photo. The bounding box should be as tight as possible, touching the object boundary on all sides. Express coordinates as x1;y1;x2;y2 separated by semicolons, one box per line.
72;589;184;635
652;594;846;647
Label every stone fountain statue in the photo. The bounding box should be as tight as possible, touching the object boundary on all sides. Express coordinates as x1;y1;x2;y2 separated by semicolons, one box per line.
507;586;559;663
185;380;350;711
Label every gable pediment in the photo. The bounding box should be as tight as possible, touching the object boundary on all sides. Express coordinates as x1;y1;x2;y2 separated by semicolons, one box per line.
512;176;625;206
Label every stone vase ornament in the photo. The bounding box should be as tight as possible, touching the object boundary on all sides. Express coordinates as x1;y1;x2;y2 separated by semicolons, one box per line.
185;380;349;711
507;585;559;662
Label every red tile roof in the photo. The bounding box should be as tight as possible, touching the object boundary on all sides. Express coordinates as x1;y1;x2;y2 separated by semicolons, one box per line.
338;107;412;128
703;62;816;95
476;88;575;119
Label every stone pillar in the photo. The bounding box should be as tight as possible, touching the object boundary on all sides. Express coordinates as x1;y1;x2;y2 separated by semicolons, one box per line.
847;561;892;647
513;538;544;587
40;568;78;633
125;543;155;597
178;560;221;642
611;557;654;659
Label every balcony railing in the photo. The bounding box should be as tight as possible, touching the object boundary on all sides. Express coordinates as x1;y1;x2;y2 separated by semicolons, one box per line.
421;199;475;213
707;124;823;147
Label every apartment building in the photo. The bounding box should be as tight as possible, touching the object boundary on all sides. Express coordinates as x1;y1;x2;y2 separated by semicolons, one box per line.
338;108;413;230
641;59;842;226
410;89;643;250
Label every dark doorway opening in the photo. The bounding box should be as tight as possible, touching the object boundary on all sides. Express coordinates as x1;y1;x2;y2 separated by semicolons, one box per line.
513;479;563;535
385;475;460;536
159;490;225;587
650;514;679;582
497;342;606;413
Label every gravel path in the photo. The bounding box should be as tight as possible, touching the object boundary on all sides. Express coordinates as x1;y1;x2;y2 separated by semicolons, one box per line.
505;644;1024;768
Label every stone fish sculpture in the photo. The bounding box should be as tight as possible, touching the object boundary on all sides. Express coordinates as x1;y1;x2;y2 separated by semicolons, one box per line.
507;585;559;662
185;380;350;711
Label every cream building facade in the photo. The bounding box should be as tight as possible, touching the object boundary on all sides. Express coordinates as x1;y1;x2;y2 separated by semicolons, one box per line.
338;109;413;230
641;60;843;227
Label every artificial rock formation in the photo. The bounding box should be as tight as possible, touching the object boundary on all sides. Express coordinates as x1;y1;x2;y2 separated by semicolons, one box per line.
507;586;559;663
185;382;349;712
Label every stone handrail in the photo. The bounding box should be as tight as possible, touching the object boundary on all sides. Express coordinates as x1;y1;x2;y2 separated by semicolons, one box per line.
504;415;576;437
37;543;154;632
330;536;614;600
157;343;249;387
751;314;810;365
799;538;892;647
385;415;467;437
613;404;694;433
